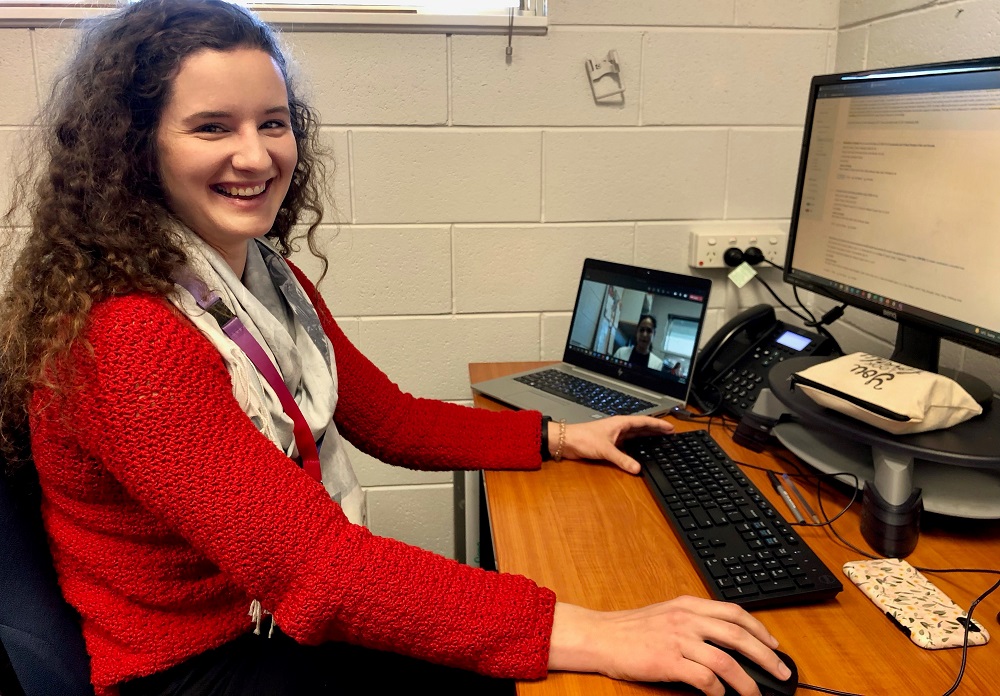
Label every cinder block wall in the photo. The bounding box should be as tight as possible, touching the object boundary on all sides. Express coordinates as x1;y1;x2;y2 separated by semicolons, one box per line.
3;0;996;558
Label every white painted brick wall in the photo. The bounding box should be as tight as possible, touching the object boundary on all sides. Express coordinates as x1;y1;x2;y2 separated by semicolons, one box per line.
451;31;643;127
288;32;447;125
0;30;38;125
4;0;997;559
350;129;542;223
642;30;832;126
543;129;729;221
726;129;803;218
453;224;634;312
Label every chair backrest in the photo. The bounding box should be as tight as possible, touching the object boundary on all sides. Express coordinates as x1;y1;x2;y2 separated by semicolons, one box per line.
0;472;94;696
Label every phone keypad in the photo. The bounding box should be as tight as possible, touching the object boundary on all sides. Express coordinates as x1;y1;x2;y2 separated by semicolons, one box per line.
719;342;802;416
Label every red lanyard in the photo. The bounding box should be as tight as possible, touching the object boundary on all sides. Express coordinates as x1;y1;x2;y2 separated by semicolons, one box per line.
175;276;322;483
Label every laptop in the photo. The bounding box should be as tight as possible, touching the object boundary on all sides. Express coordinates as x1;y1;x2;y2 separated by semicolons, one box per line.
472;258;713;422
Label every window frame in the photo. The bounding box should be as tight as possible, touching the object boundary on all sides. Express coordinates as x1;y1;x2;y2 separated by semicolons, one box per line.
0;1;548;33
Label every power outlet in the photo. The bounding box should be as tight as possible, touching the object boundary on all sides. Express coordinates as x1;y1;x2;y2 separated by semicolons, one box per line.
688;228;788;269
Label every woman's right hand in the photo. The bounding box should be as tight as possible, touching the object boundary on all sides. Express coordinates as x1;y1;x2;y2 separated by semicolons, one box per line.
547;597;792;696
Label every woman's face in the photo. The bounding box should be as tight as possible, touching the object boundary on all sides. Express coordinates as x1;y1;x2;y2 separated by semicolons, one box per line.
636;318;655;351
156;47;298;272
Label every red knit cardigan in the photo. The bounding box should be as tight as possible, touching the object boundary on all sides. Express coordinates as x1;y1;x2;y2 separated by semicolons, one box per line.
28;265;556;695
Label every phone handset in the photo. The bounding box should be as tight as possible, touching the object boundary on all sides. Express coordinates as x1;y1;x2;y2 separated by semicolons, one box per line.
691;304;836;418
694;304;779;387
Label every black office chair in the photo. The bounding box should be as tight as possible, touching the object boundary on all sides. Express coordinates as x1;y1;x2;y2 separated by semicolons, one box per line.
0;470;94;696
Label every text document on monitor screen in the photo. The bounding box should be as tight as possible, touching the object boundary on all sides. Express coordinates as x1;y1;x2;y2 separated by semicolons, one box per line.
791;77;1000;344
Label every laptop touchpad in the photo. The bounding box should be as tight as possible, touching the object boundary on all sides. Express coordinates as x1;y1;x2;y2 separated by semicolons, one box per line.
507;391;575;414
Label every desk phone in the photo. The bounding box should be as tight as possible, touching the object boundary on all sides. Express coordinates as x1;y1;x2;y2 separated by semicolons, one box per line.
692;305;835;419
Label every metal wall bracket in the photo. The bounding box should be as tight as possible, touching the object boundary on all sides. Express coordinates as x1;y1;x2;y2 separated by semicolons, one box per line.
585;50;625;102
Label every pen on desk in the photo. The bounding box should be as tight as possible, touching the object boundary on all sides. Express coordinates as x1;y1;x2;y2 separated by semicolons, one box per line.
782;473;821;524
767;471;805;523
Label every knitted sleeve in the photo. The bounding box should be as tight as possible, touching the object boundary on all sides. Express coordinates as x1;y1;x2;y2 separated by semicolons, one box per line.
287;263;545;472
62;294;556;678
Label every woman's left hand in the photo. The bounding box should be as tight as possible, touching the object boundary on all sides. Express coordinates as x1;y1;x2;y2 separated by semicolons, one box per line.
551;416;674;474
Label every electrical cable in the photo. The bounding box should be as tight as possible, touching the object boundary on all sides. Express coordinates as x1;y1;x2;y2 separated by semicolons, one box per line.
760;256;846;335
751;273;814;325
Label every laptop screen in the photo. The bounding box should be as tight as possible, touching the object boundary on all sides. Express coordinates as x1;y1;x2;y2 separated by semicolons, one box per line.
564;259;712;402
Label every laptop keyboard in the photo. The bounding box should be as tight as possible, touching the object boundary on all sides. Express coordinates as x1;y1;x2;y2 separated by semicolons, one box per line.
623;430;843;609
514;369;656;416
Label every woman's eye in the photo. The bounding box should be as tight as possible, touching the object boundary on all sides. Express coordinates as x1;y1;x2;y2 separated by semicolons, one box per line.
195;123;226;134
261;119;289;130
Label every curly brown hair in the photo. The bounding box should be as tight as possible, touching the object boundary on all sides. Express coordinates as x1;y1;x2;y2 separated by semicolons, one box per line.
0;0;330;476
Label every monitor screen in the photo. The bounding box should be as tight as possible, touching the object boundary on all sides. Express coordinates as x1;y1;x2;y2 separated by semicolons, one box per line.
784;57;1000;377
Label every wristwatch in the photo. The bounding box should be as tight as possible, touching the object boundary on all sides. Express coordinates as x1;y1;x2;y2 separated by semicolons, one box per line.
540;415;552;461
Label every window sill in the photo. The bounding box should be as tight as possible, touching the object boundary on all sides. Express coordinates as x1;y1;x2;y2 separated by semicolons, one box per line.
0;5;548;33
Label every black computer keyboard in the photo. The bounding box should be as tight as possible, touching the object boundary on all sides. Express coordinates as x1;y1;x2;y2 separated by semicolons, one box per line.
513;369;655;416
623;430;843;609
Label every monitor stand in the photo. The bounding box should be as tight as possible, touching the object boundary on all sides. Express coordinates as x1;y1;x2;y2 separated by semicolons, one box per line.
763;357;1000;557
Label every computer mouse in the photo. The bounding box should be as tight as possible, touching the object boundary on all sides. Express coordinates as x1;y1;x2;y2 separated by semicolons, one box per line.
718;645;799;696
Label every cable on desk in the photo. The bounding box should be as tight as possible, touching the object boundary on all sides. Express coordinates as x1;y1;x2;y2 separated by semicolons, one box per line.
937;575;1000;696
728;455;863;531
797;685;864;696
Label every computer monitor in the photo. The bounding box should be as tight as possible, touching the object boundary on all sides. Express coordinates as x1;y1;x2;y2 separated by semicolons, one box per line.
784;56;1000;400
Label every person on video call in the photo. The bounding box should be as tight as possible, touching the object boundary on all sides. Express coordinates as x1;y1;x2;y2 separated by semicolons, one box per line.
0;1;792;694
613;314;664;370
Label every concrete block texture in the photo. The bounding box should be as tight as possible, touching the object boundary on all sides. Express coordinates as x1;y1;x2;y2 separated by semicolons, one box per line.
835;25;869;72
351;129;542;223
635;222;696;277
541;313;573;359
357;314;541;401
316;129;352;223
451;30;641;126
543;129;728;222
642;30;831;126
335;316;361;346
365;484;455;558
285;32;447;126
30;28;78;109
865;1;1000;68
726;129;803;219
549;0;736;27
0;30;39;126
839;0;936;27
291;224;452;317
735;0;839;28
452;224;634;313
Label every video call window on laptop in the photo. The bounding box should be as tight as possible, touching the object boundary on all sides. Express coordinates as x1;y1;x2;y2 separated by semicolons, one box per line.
473;259;712;422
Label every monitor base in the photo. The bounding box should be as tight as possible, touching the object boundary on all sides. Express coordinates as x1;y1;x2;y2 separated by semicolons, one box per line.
772;422;1000;519
861;482;922;558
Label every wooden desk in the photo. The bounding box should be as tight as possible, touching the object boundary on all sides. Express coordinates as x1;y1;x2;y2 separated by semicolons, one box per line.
469;362;1000;696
